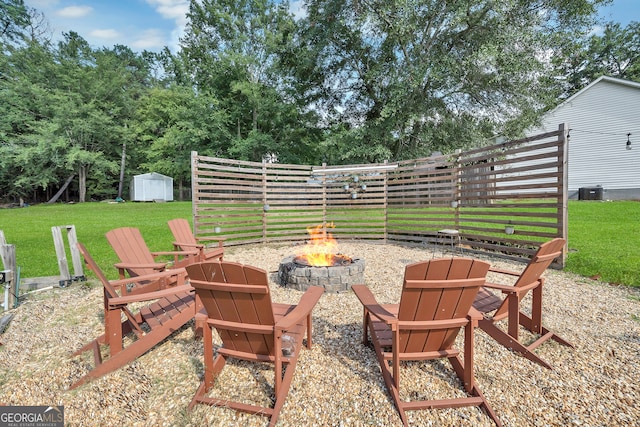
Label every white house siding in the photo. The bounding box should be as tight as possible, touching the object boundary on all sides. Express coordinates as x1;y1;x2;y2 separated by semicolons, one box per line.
526;76;640;200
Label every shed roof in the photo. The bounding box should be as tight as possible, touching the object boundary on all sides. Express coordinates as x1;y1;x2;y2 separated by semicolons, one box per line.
134;172;172;179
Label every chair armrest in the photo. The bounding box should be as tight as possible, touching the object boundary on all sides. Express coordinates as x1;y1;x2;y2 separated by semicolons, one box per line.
114;261;166;271
275;286;324;330
110;267;188;287
108;284;193;306
352;285;398;325
151;250;200;257
483;280;540;294
488;266;522;277
196;236;226;247
467;306;483;321
172;241;204;250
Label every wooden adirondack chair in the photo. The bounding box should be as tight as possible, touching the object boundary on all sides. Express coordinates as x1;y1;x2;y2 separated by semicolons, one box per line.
472;238;574;369
185;261;324;426
106;227;199;293
70;242;197;389
168;218;224;262
352;258;502;427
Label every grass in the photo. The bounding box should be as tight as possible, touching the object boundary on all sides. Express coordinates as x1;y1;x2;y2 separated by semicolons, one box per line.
0;201;192;281
0;199;638;287
565;200;640;286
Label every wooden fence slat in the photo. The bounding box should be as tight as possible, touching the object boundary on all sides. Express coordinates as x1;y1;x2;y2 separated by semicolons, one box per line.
190;125;568;265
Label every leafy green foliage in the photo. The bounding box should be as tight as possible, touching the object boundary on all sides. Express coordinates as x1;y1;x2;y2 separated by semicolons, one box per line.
553;21;640;98
1;0;634;203
0;0;29;45
135;85;231;192
180;0;323;163
288;0;606;161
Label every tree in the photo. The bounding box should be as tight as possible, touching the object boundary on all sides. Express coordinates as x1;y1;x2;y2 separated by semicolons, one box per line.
0;0;29;45
0;31;154;203
180;0;322;163
0;38;60;202
552;21;640;98
134;85;231;200
285;0;607;162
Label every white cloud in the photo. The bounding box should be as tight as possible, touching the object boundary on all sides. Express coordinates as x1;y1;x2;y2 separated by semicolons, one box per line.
144;0;189;51
90;29;121;39
145;0;190;24
131;29;167;50
289;1;307;20
56;5;93;18
589;25;605;37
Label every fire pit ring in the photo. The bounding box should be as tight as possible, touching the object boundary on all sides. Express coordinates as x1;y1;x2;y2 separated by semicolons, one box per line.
277;255;365;293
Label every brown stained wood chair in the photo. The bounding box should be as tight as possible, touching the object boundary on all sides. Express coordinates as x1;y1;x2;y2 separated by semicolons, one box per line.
352;258;501;427
168;218;224;262
185;261;324;426
472;238;574;369
106;227;200;293
70;242;197;389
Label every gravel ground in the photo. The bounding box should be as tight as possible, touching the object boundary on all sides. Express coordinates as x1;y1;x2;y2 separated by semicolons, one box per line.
0;242;639;426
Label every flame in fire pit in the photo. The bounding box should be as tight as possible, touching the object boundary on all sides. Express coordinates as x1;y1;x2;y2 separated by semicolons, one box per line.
297;223;352;267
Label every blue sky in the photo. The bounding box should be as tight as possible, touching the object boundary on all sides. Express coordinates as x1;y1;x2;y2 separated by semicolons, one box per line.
24;0;639;53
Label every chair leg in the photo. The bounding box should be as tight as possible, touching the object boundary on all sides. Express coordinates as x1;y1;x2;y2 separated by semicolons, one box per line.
449;355;503;427
519;313;574;348
362;308;370;345
381;358;408;426
306;313;313;349
479;318;553;369
270;359;298;427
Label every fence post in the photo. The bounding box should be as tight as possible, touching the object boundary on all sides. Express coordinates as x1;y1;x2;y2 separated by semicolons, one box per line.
191;151;199;234
321;163;327;229
262;161;268;244
383;160;389;243
51;225;85;287
559;122;569;266
0;230;17;309
454;149;462;233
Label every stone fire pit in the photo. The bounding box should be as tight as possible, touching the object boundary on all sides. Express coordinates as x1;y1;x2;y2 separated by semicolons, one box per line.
277;255;365;293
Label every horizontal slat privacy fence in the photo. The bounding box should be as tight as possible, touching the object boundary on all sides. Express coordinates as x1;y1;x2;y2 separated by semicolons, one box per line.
192;123;568;265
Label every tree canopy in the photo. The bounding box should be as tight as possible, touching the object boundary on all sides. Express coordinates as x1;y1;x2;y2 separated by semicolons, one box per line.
1;0;636;203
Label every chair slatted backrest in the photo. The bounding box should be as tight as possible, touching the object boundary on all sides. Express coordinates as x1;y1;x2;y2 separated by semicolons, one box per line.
186;261;276;356
397;258;490;353
106;227;158;277
76;242;142;333
167;219;197;247
77;242;120;300
492;238;565;319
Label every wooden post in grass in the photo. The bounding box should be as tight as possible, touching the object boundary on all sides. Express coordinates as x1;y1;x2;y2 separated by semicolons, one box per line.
51;225;84;287
0;230;17;309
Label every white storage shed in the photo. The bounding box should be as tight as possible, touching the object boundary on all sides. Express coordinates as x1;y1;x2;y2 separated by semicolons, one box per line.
130;172;174;202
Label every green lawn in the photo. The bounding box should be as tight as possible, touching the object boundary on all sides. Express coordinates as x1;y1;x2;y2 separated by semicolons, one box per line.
0;200;638;287
565;200;640;286
0;201;193;281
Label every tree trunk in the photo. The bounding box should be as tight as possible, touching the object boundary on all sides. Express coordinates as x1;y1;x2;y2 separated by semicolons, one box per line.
46;174;75;204
78;165;87;203
118;141;126;199
252;106;258;132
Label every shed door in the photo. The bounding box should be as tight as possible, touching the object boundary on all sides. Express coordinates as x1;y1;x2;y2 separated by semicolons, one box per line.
143;179;166;200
